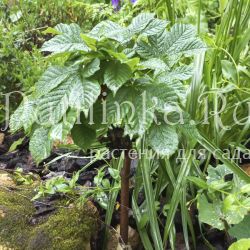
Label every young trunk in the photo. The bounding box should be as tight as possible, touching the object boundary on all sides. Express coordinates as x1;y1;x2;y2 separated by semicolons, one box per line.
120;149;131;245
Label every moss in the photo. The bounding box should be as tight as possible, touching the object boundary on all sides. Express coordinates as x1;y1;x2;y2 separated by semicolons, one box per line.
0;187;35;249
27;204;97;250
0;183;97;250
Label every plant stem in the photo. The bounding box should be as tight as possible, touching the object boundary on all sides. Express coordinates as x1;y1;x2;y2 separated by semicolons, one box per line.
166;0;175;24
120;148;131;245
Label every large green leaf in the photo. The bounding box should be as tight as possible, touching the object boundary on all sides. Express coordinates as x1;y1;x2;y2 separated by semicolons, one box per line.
71;123;96;150
128;13;155;34
68;76;100;114
81;58;100;78
148;124;178;156
198;192;248;230
37;74;100;125
228;239;250;250
163;24;206;56
140;58;169;74
49;109;78;141
229;215;250;240
104;61;132;94
207;164;233;184
89;21;129;43
29;127;52;163
141;18;169;36
136;38;160;59
124;93;155;137
157;65;193;82
167;80;187;102
54;23;81;35
41;24;89;54
9;97;36;132
89;14;168;43
35;66;74;97
136;24;206;62
197;194;224;230
145;83;179;112
38;80;72;125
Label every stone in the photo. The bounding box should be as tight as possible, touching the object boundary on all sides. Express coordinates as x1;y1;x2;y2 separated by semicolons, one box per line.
0;174;98;250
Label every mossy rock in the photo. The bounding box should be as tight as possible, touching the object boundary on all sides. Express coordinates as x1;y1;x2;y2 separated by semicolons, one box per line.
0;173;98;250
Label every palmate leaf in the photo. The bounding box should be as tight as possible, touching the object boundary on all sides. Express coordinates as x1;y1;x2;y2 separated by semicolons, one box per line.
154;76;187;104
104;61;132;94
148;124;179;156
140;58;170;74
88;14;168;44
41;34;90;54
197;194;224;230
29;127;52;163
136;38;160;59
207;164;233;184
41;23;90;54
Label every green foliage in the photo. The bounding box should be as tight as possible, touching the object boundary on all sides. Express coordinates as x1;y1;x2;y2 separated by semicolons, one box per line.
191;164;250;230
33;164;121;210
29;128;52;163
5;1;250;249
229;215;250;240
228;239;250;250
104;61;132;94
10;14;204;163
148;124;178;156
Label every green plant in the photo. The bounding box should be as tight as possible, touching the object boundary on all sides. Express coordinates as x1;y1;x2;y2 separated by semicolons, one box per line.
10;13;206;246
9;4;250;248
189;164;250;230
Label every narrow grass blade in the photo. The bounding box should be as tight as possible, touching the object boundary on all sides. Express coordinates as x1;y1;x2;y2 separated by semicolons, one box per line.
103;156;124;249
163;151;193;246
132;194;154;250
141;154;164;250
